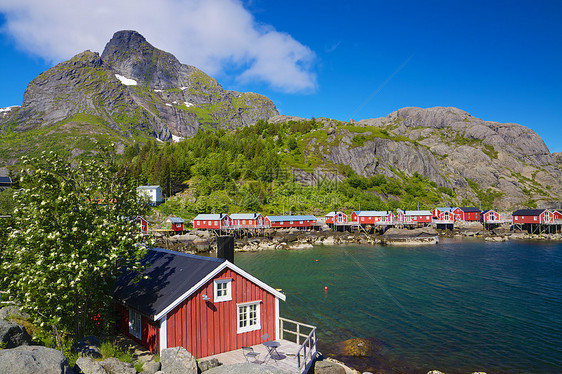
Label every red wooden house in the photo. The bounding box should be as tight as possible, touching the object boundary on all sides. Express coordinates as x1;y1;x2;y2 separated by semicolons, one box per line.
553;210;562;221
481;210;501;224
396;209;432;225
452;207;481;222
350;211;394;225
135;216;149;235
115;248;286;357
432;207;455;223
167;217;184;232
193;214;231;229
324;211;347;225
511;209;554;224
229;213;265;228
264;215;318;228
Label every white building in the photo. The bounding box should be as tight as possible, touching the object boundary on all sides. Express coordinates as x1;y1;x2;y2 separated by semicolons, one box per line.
137;185;164;206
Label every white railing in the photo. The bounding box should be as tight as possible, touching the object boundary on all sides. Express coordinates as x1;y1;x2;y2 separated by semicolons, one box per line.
279;317;317;373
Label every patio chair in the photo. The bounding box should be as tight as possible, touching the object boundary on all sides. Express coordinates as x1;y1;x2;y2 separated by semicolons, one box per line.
242;346;260;363
261;333;271;342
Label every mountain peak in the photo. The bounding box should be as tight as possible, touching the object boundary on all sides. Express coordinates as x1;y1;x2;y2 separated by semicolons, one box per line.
101;30;187;90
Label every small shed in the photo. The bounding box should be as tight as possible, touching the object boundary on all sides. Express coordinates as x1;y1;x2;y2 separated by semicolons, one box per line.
137;185;164;206
114;248;286;358
229;213;265;228
324;211;347;225
193;214;231;229
167;217;184;232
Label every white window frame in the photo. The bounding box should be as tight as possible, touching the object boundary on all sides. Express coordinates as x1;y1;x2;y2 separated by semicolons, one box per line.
129;308;142;340
237;301;261;334
214;279;232;302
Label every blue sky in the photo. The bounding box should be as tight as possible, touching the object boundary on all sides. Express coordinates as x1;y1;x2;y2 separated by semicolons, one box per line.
1;0;561;152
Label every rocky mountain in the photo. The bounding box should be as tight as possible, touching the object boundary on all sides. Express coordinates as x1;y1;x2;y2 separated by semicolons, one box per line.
1;30;560;209
0;30;277;163
272;107;562;209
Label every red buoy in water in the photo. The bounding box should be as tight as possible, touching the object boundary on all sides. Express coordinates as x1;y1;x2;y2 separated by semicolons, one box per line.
324;286;328;293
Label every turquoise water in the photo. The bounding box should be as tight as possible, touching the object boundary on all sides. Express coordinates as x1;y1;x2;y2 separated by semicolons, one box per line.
234;239;562;373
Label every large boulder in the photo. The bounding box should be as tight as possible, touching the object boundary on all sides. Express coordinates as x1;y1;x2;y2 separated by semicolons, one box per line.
0;345;74;374
340;337;371;357
160;347;197;374
0;319;32;348
74;357;107;374
100;357;136;374
142;360;161;374
198;358;221;372
0;305;30;320
313;360;346;374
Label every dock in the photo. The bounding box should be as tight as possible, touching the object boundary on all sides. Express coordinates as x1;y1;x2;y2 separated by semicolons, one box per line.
202;317;317;374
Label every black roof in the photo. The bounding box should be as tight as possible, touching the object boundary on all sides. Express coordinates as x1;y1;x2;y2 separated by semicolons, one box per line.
481;209;496;214
512;209;546;216
458;207;481;212
115;248;225;319
0;176;12;185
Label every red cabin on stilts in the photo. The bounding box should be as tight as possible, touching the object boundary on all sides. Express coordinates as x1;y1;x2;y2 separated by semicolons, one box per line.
193;214;231;230
324;211;347;226
452;207;481;222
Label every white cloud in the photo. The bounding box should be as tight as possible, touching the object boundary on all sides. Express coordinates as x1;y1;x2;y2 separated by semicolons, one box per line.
0;0;316;93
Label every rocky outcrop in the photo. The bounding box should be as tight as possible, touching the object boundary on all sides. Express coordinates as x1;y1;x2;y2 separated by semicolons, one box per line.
0;320;32;348
99;357;136;374
198;358;222;372
313;360;346;374
382;227;439;245
291;107;562;209
0;305;30;321
160;347;197;374
340;338;372;358
74;357;107;374
0;30;278;161
0;345;74;374
141;360;161;374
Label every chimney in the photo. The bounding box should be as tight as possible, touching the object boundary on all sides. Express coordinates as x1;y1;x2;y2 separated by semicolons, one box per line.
217;235;234;263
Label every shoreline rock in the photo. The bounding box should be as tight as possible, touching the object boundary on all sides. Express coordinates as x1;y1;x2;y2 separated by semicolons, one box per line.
154;225;562;254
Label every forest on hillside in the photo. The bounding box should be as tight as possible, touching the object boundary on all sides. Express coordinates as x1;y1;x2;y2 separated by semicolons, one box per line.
120;119;462;218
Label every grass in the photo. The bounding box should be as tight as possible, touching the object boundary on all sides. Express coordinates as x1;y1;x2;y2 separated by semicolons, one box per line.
100;340;135;363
